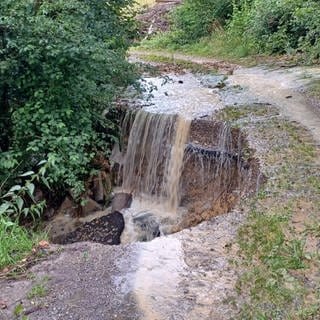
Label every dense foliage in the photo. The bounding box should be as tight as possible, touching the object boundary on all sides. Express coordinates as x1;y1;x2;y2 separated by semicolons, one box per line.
231;0;320;59
169;0;233;45
145;0;320;61
0;0;137;202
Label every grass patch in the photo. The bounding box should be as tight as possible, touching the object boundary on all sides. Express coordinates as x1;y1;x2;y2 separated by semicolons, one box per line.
307;80;320;100
217;105;320;318
138;30;286;66
137;53;218;73
0;217;46;270
27;276;50;300
216;105;278;122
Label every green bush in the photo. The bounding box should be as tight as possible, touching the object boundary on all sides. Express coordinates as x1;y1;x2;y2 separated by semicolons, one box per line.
143;0;320;62
0;0;137;200
229;0;320;59
169;0;233;45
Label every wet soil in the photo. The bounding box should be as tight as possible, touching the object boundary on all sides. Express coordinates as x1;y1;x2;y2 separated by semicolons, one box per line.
0;212;243;320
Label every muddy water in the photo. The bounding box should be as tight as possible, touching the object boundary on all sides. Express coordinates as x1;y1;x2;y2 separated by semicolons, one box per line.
229;66;320;143
165;116;191;211
120;65;320;319
134;237;186;319
120;74;227;244
121;111;191;212
119;74;248;319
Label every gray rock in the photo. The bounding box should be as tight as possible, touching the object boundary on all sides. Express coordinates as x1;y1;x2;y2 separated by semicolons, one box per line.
133;212;161;242
200;75;227;89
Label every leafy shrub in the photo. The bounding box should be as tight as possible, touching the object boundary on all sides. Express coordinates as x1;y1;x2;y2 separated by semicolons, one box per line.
0;160;50;221
143;0;320;61
0;0;137;200
229;0;320;59
169;0;233;45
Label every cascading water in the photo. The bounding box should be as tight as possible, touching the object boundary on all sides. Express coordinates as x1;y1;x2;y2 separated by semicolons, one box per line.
117;112;255;243
119;110;191;242
115;75;259;244
121;110;191;212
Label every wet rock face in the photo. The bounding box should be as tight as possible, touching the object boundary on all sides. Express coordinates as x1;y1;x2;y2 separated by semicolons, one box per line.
178;119;260;229
189;120;247;152
117;116;261;236
55;211;125;245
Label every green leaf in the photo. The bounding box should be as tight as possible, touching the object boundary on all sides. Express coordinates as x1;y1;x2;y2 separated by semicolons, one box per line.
16;197;24;212
8;185;22;193
0;202;11;215
41;177;51;190
27;183;35;197
23;208;30;217
20;171;35;177
37;160;47;166
3;220;16;228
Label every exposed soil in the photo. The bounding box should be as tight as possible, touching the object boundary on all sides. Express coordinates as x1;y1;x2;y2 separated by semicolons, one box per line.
137;1;181;36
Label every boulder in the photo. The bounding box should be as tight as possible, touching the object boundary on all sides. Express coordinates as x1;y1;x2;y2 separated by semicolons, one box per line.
111;193;133;212
58;197;77;216
91;171;112;204
81;198;102;216
133;212;161;242
60;211;125;245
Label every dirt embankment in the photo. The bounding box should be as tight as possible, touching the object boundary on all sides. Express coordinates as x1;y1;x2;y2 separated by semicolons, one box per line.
137;1;181;36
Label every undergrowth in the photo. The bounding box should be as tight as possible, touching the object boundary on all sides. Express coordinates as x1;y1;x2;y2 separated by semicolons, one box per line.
140;0;320;64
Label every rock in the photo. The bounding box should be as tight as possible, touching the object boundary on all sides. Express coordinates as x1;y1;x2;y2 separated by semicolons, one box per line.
0;300;7;309
91;171;112;204
111;162;122;186
133;213;161;242
58;197;77;216
91;171;105;203
81;198;102;216
60;211;125;245
111;193;133;212
200;75;227;89
185;143;240;162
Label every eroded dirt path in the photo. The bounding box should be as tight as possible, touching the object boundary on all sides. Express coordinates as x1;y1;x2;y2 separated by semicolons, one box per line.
133;50;320;143
230;66;320;143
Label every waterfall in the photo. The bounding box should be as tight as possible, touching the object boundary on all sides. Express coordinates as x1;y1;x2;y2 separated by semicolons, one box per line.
121;110;191;213
118;109;257;243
